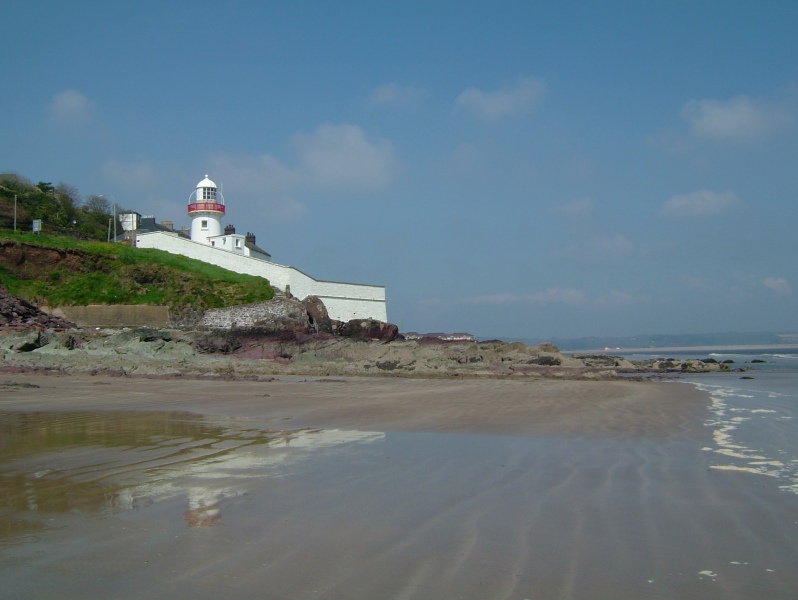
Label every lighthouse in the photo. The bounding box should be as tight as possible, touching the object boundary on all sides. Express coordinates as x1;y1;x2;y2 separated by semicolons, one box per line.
188;175;225;244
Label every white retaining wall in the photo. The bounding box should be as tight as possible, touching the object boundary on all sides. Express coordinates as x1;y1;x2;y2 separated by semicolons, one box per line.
135;232;387;322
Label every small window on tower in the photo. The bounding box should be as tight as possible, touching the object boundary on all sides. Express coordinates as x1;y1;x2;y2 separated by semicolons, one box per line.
201;220;208;229
202;188;216;200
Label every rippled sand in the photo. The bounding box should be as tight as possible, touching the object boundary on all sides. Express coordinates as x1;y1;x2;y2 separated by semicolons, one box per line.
1;375;797;599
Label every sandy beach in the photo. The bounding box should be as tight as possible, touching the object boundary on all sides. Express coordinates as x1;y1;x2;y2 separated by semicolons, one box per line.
2;374;797;599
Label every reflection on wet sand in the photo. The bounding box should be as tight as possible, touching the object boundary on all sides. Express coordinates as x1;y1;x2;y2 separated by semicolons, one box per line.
0;410;384;539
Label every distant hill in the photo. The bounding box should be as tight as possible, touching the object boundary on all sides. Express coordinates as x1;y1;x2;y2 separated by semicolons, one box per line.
505;332;798;352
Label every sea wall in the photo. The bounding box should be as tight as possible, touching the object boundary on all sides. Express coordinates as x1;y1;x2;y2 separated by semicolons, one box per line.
202;298;305;330
49;305;171;328
134;232;387;323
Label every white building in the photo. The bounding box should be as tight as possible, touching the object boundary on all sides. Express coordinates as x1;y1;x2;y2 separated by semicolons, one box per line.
133;175;387;323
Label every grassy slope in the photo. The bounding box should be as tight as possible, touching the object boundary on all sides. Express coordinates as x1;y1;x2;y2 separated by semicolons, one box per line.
0;231;274;310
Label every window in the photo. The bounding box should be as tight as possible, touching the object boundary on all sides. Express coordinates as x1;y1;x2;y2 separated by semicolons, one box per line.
211;241;215;246
201;219;208;229
235;239;241;248
202;187;216;200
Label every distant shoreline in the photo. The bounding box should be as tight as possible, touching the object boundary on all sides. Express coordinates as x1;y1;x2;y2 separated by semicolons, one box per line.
566;344;798;354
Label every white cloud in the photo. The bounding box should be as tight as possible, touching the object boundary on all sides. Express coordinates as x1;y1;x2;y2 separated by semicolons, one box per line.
48;89;92;127
558;233;636;263
465;288;588;308
210;123;400;195
463;288;652;311
763;277;792;296
209;153;298;193
681;275;713;291
593;291;639;310
293;123;399;189
588;234;634;257
463;293;522;305
551;197;594;218
455;76;546;120
102;160;158;188
660;189;742;218
267;195;309;221
368;83;427;108
527;288;588;307
681;95;794;141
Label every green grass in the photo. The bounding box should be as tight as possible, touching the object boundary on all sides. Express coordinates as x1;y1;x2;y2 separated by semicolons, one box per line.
0;230;274;310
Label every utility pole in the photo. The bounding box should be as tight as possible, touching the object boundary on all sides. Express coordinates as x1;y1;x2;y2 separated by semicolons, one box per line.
101;194;117;242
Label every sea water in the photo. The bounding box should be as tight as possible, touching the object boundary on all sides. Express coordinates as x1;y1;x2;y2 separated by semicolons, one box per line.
621;348;798;496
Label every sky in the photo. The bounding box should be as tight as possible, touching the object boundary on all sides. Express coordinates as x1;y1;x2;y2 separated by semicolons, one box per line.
2;1;797;339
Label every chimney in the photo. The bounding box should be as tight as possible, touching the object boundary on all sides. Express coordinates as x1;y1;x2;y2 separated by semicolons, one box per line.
162;220;173;231
224;224;236;235
181;226;189;236
245;232;256;244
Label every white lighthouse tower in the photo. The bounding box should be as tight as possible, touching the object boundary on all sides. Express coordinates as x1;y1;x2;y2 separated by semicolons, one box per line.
188;175;225;244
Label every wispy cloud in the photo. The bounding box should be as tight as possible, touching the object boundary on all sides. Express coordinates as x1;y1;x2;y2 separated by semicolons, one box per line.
464;288;649;310
267;195;309;221
48;89;93;127
293;123;399;189
455;76;546;120
465;288;588;308
593;290;639;310
681;275;713;291
102;160;158;188
368;83;427;108
660;189;742;218
551;197;594;218
210;123;400;194
588;234;634;257
681;95;794;141
763;276;792;296
559;233;636;262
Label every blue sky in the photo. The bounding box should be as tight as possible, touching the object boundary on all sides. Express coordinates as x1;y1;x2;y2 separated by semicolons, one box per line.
2;1;797;339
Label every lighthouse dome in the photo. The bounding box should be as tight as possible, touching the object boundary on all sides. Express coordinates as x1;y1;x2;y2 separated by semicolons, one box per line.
197;175;216;189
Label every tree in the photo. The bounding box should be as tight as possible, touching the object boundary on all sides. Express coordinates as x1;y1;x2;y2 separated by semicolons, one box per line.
55;182;80;204
52;182;81;227
84;194;111;216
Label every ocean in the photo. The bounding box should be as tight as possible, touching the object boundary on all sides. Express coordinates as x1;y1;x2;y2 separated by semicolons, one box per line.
620;348;798;496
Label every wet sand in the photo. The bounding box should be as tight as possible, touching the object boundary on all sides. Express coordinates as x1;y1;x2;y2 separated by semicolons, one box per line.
1;374;797;599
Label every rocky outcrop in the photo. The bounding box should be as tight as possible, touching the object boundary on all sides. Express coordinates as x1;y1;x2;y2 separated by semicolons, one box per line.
337;319;400;341
0;287;736;380
0;286;75;331
302;295;334;334
202;295;401;342
624;357;730;373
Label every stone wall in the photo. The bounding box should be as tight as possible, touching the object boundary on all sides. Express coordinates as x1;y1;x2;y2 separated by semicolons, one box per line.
51;305;171;328
135;232;387;323
202;298;307;330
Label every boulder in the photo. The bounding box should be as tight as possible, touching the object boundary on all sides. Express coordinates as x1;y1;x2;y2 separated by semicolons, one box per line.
302;295;334;334
338;319;400;341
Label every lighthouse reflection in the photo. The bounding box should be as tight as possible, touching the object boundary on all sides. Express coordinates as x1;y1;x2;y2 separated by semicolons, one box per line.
0;411;384;539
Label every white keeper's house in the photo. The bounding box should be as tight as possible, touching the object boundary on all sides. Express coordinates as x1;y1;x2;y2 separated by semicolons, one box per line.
127;175;387;323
